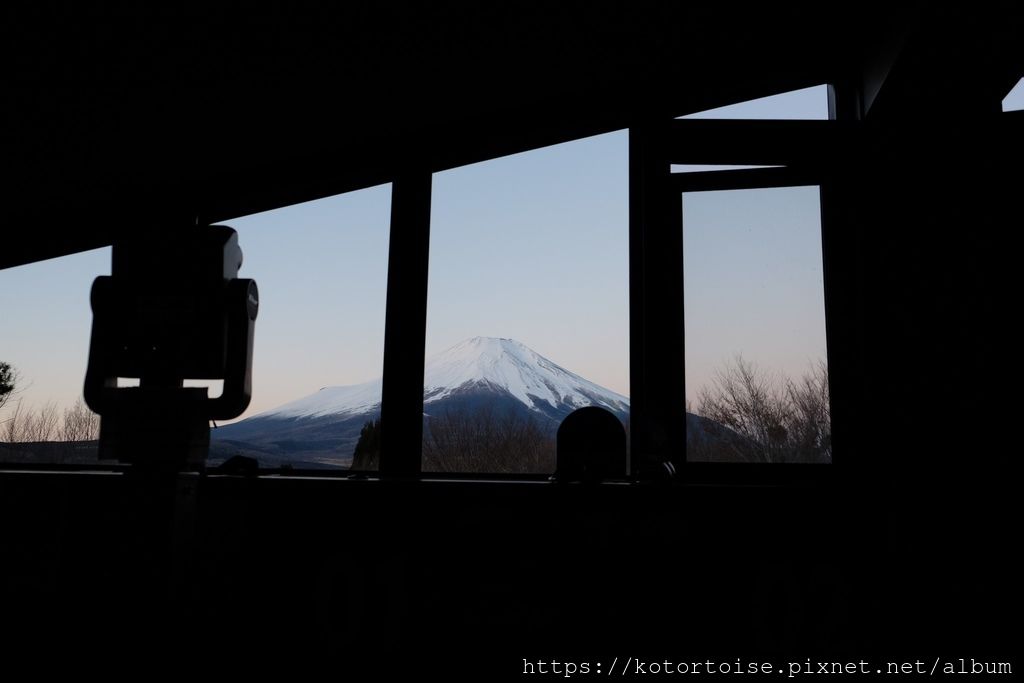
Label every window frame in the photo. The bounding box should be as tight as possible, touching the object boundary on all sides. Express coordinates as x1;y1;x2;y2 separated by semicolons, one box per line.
0;89;851;483
372;109;850;481
626;105;851;483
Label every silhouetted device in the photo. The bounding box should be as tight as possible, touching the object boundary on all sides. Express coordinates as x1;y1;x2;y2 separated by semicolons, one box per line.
84;226;258;469
555;407;627;482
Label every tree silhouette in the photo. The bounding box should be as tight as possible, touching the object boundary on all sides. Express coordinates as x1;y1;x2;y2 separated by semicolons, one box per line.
694;356;831;463
351;418;381;470
0;362;17;412
422;405;554;474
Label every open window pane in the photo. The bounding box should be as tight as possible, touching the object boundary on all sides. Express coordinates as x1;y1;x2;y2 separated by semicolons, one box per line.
210;185;391;471
423;132;630;474
683;186;830;463
671;164;782;174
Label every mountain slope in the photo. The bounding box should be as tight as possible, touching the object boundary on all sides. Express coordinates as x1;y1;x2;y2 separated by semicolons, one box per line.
422;337;628;415
213;337;628;467
246;337;628;421
213;337;737;468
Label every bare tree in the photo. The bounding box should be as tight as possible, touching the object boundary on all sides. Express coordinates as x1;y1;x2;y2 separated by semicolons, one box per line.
784;359;831;462
695;356;831;464
61;398;100;443
2;398;26;443
21;401;61;443
2;398;99;443
61;401;100;444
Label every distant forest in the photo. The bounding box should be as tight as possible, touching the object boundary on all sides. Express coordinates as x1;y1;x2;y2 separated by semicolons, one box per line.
1;357;830;469
352;356;831;472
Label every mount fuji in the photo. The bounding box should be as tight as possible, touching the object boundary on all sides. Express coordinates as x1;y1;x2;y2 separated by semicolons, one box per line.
211;336;728;468
211;337;630;467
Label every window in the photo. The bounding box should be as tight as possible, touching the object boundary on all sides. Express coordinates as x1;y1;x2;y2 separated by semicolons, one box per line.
683;186;830;463
3;87;836;477
422;133;630;474
679;84;830;120
0;248;108;464
1003;77;1023;112
1;189;393;472
672;164;782;174
207;185;392;471
633;84;836;472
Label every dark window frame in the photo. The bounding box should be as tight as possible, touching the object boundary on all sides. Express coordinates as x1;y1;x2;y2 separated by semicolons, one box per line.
374;86;852;482
0;88;851;483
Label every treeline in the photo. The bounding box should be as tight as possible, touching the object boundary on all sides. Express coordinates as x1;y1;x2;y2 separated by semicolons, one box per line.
422;405;555;474
351;356;831;472
1;398;100;444
350;407;557;474
1;355;830;468
693;356;831;464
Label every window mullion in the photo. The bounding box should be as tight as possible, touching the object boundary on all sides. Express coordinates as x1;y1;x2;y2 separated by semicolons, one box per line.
380;172;432;476
630;124;687;477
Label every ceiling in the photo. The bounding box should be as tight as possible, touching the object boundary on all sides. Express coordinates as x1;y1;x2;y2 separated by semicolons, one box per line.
3;2;1018;268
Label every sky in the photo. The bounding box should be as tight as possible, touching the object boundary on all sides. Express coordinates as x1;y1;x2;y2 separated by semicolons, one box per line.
1;84;834;423
426;131;630;395
1004;77;1024;112
683;186;826;403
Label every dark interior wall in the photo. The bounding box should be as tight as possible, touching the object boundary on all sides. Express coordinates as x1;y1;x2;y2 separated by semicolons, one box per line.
837;121;1013;474
826;9;1019;478
3;2;895;268
0;473;1015;673
1;3;1020;676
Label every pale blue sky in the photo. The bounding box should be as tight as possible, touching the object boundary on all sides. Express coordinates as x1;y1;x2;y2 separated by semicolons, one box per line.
0;248;108;413
426;131;630;394
1004;77;1023;112
1;85;831;422
683;186;826;403
680;84;829;120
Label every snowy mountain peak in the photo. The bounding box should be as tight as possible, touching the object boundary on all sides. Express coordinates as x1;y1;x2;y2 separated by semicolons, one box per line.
423;337;626;412
444;336;525;354
257;337;629;420
431;337;544;367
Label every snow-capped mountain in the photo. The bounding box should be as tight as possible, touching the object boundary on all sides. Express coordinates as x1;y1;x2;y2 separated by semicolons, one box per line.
423;337;628;415
211;337;628;467
260;336;628;421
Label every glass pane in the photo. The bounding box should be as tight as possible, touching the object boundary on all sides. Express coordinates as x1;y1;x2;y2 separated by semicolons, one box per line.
210;185;391;471
671;164;782;174
1003;77;1023;112
1;248;108;464
424;132;630;474
683;186;830;463
679;84;829;120
1;187;392;472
